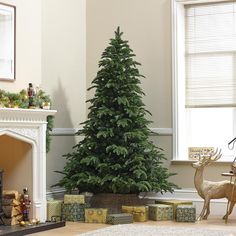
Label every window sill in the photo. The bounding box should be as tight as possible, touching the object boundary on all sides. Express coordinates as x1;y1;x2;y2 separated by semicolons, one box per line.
171;160;232;165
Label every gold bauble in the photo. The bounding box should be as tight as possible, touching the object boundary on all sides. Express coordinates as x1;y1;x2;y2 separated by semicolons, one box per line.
19;221;26;226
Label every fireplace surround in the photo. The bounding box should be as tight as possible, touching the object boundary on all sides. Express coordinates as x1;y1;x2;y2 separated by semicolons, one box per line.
0;108;56;222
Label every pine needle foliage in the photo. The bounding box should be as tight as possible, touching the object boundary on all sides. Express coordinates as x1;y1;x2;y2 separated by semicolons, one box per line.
0;89;53;153
56;27;177;194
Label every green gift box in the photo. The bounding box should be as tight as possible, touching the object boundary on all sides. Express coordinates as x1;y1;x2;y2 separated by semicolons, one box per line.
155;200;192;219
106;213;133;225
176;205;196;222
47;200;63;221
148;204;173;221
61;203;90;222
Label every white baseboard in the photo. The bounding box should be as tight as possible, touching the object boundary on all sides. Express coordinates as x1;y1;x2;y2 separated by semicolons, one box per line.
142;188;233;217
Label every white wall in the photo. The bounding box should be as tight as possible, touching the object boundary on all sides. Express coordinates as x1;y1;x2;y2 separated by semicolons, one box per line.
86;0;172;127
0;0;41;91
42;0;86;128
41;0;86;189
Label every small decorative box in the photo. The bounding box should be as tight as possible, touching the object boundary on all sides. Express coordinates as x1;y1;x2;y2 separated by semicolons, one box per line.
106;213;133;225
176;205;196;222
47;200;63;221
155;200;192;219
64;194;85;204
148;204;173;221
61;203;90;222
85;208;108;223
121;205;148;222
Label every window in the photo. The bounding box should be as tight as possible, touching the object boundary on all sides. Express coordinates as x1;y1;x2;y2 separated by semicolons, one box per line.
172;0;236;161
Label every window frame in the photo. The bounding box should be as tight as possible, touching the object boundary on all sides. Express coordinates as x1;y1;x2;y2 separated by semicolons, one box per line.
171;0;235;161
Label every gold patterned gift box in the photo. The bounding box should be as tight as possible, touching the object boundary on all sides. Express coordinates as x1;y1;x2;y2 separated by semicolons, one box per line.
85;208;108;223
148;204;173;221
176;205;196;222
47;200;63;221
121;205;148;222
155;200;192;219
64;194;85;204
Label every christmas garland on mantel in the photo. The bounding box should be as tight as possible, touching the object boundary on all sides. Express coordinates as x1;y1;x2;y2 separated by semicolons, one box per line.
0;89;54;153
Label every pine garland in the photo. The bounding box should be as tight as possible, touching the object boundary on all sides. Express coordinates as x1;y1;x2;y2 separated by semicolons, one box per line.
55;27;177;194
0;89;54;153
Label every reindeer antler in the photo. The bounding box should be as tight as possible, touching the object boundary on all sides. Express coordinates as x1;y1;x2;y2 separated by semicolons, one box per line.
199;148;222;166
209;148;222;162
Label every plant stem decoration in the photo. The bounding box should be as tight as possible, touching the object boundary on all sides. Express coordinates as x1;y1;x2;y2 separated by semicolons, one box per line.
56;27;176;194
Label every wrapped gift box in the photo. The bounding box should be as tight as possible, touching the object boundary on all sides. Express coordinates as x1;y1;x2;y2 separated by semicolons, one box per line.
121;205;148;222
106;213;133;225
148;204;173;221
85;208;108;223
47;200;63;221
64;194;85;204
155;200;192;219
61;203;90;222
176;205;196;222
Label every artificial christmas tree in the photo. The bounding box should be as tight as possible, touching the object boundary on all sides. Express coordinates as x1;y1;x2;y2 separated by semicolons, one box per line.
56;27;176;196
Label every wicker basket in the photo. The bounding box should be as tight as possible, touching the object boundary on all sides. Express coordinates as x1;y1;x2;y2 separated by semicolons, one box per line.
90;193;152;213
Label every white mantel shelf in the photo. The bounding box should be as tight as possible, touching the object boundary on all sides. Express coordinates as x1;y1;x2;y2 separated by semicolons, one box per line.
0;107;57;222
0;108;57;123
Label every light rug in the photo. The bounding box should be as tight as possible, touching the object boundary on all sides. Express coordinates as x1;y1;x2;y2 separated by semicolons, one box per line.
78;224;236;236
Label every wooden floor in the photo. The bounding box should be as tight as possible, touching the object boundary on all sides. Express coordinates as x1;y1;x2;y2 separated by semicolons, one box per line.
29;217;236;236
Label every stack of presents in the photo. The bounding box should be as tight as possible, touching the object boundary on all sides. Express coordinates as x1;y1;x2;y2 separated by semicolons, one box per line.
47;195;197;224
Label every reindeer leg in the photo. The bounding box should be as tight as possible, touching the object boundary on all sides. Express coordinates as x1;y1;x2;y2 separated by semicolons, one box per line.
197;199;209;221
203;200;210;219
227;201;235;219
223;201;235;220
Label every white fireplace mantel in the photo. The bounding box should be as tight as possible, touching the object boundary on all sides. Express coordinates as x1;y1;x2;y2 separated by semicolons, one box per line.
0;108;57;222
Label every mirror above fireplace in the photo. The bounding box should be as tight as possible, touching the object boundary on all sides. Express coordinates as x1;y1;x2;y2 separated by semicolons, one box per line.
0;2;15;81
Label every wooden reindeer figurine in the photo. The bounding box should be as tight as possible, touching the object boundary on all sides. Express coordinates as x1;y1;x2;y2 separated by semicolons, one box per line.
192;148;236;220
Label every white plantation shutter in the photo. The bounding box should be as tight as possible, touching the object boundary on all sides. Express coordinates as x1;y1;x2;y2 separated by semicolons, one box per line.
185;1;236;107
